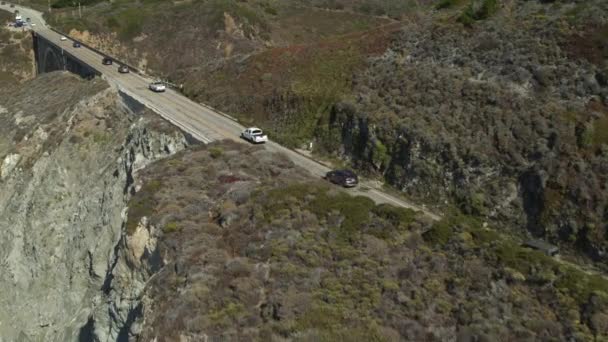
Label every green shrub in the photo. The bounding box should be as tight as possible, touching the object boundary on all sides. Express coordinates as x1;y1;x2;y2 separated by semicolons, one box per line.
309;193;375;241
372;203;416;228
436;0;458;10
458;0;499;25
476;0;498;19
209;147;223;159
494;241;553;274
372;140;389;169
555;268;608;304
261;184;375;241
207;302;245;325
163;221;180;233
263;4;277;15
468;226;500;244
106;16;120;30
424;219;454;246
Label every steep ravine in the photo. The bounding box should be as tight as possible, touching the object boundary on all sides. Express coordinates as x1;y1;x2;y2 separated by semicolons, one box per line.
0;72;189;341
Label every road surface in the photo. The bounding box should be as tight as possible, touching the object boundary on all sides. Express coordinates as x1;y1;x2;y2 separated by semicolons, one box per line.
0;3;441;220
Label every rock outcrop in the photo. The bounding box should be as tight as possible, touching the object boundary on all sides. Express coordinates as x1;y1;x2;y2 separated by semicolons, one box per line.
0;72;188;341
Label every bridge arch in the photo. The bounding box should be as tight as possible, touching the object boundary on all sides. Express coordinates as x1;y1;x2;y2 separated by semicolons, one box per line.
43;47;63;73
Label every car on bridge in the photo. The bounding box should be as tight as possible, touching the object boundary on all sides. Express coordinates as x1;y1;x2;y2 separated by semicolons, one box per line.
102;57;113;65
118;65;129;73
149;82;166;92
241;127;268;144
73;41;81;48
324;169;359;188
60;36;67;41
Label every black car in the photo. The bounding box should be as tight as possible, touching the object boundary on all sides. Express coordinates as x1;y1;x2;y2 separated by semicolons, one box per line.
325;169;359;187
73;42;81;48
102;57;113;65
118;65;129;73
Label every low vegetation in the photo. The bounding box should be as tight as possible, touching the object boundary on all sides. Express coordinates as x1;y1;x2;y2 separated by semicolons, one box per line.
458;0;499;25
126;141;608;340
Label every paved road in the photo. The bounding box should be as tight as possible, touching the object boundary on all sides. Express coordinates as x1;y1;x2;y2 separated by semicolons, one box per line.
0;3;441;220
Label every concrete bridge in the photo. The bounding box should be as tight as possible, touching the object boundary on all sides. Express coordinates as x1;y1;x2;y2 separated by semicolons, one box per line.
32;31;100;79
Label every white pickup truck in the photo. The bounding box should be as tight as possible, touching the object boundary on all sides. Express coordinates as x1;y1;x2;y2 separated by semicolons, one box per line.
241;127;268;144
148;82;166;92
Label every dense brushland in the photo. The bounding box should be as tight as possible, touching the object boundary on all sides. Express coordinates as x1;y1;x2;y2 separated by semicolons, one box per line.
1;0;608;339
124;141;608;340
31;0;608;267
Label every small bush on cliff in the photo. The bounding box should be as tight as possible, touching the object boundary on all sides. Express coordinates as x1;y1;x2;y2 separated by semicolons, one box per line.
126;179;161;234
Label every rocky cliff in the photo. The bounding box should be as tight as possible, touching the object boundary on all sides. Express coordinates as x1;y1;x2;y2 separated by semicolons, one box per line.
0;72;188;341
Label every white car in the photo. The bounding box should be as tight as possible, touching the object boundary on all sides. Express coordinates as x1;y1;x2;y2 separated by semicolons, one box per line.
148;82;166;92
60;36;67;41
241;127;268;144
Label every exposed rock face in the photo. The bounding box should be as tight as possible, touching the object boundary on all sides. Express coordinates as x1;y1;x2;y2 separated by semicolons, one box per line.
0;72;188;341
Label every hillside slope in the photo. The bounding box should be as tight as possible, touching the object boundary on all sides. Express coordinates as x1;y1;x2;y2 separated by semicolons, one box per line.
112;140;608;341
45;0;608;263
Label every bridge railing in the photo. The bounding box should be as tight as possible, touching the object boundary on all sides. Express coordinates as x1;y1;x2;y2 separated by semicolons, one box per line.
46;27;191;91
47;27;144;76
43;26;241;122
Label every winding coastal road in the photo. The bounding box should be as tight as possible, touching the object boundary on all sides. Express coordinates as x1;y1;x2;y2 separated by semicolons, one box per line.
0;2;441;220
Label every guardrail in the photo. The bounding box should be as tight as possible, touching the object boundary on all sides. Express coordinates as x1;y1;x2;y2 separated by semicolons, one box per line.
41;22;242;125
43;26;241;121
47;27;144;76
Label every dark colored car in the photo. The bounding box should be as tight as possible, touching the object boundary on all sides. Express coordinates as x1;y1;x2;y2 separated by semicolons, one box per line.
10;4;14;7
102;57;113;65
118;65;129;73
73;41;81;48
325;169;359;187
